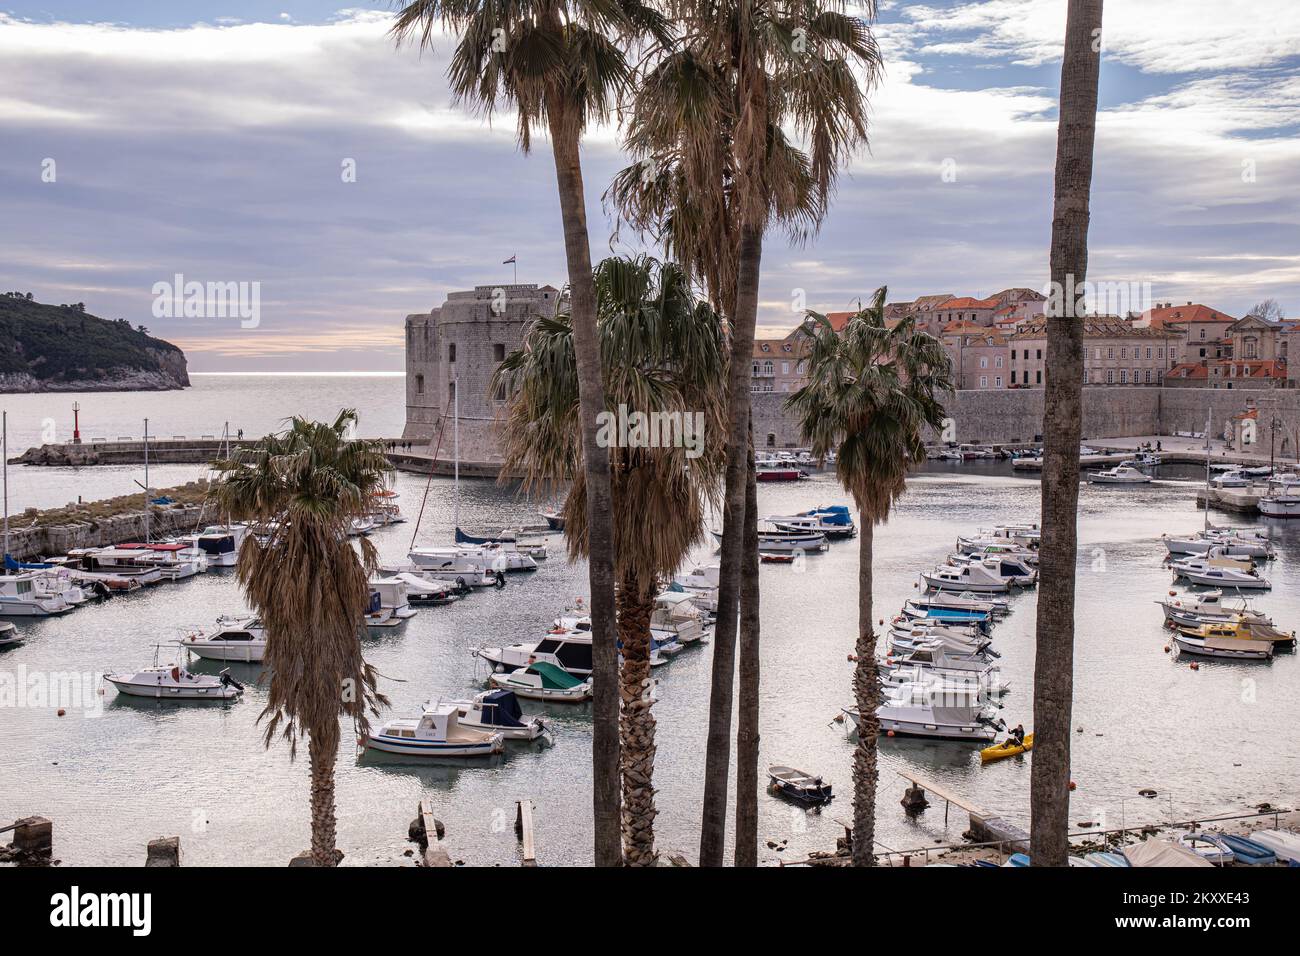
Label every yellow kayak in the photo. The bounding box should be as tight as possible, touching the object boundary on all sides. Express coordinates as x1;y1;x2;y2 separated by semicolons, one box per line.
981;732;1034;764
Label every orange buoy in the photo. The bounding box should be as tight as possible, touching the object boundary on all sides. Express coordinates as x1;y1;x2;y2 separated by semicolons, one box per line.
1190;662;1199;671
1163;645;1171;653
1068;781;1077;791
57;708;66;717
887;730;895;737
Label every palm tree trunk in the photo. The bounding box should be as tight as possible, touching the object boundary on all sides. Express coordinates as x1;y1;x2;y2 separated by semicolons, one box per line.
546;102;620;867
1031;0;1103;868
851;518;880;866
617;572;657;866
734;428;760;867
700;221;763;867
308;725;339;867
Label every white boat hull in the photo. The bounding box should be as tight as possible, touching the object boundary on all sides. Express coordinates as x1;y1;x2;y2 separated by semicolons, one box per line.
365;734;503;757
104;675;242;700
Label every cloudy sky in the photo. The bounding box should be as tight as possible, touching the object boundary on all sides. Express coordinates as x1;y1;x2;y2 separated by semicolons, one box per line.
2;1;1298;371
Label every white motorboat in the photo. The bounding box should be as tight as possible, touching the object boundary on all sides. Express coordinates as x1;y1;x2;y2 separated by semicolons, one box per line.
958;543;1038;566
671;564;720;614
888;626;993;659
367;489;405;526
651;590;709;646
1162;531;1273;558
411;545;537;574
1259;490;1300;518
1170;558;1269;590
488;661;593;702
710;527;827;552
879;664;1009;698
1156;591;1271;629
1210;471;1250;489
104;663;244;700
947;554;1037;586
883;644;1010;694
768;506;856;539
0;621;22;646
845;681;1001;742
0;572;75;616
180;617;267;663
907;590;1009;615
387;556;500;588
453;689;547;740
454;527;549;559
366;702;504;757
368;577;418;623
185;524;250;568
348;516;378;537
921;563;1011;593
1087;465;1152;485
1126;453;1161;467
21;565;94;606
477;610;594;675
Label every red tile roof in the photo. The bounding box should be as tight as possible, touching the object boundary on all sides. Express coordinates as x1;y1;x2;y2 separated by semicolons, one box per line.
1142;303;1236;329
936;296;999;311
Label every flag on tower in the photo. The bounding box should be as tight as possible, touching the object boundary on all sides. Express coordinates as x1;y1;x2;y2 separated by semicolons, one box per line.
503;255;516;264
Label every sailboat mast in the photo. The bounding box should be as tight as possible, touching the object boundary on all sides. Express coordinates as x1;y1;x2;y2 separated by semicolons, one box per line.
144;417;151;544
1203;408;1211;533
3;410;8;560
453;372;460;533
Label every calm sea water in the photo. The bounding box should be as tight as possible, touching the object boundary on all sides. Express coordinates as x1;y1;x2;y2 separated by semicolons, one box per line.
2;377;1297;865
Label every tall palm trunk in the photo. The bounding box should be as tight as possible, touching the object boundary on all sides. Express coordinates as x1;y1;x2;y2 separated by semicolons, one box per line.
734;432;760;866
1031;0;1103;868
308;724;339;866
547;102;620;867
851;518;880;866
617;572;658;866
700;221;763;866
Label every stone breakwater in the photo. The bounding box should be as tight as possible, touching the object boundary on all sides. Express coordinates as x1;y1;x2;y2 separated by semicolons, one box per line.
4;482;213;561
10;438;251;467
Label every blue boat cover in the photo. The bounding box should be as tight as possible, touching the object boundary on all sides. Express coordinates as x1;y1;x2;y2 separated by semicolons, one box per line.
479;690;526;728
5;554;53;570
455;527;504;545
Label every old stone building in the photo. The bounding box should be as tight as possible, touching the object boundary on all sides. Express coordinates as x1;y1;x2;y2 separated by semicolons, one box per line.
402;283;561;463
1009;316;1182;387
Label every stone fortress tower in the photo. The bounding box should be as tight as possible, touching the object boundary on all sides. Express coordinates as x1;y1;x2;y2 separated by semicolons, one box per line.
402;283;561;466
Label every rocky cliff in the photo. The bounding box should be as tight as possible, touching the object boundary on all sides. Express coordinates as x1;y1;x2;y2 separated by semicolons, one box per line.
0;293;189;392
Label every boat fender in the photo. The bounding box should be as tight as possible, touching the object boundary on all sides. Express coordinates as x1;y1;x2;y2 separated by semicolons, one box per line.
886;730;895;737
1163;645;1170;653
1068;781;1077;791
171;666;181;682
1189;662;1199;670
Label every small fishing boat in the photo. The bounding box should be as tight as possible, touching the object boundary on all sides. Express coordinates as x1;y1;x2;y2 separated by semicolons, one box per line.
863;680;1002;742
947;554;1037;586
889;627;993;660
184;524;250;568
386;556;501;588
1210;470;1250;489
651;590;709;646
394;572;465;605
921;563;1011;594
1087;465;1152;485
908;590;1009;616
1171;632;1273;661
453;689;547;740
539;509;565;531
1174;617;1295;648
1258;489;1300;518
0;571;75;616
767;765;832;805
180;616;266;662
1156;590;1271;629
0;621;22;646
1178;832;1235;865
366;702;504;757
488;661;593;702
1242;829;1300;863
980;732;1034;763
760;552;796;563
1162;532;1273;558
1217;834;1277;865
884;644;1008;692
769;506;856;539
410;544;537;574
368;577;419;623
104;663;244;700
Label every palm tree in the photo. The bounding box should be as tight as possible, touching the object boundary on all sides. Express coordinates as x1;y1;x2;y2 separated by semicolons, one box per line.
1032;0;1104;868
606;3;883;863
786;289;953;866
494;256;728;864
391;0;668;866
211;410;391;866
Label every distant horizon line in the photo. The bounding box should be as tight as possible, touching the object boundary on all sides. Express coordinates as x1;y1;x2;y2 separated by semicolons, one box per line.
190;371;404;377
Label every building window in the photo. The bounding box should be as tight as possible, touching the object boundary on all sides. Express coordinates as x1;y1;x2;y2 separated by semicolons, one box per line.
415;374;424;394
1036;349;1043;360
1200;328;1206;339
1011;349;1016;360
1036;370;1043;385
1121;347;1128;359
995;376;1003;388
995;355;1003;368
1083;369;1090;384
782;362;790;375
1146;369;1154;383
1010;370;1017;384
494;343;506;362
495;381;507;402
1106;369;1114;384
979;356;988;369
980;375;988;388
448;380;456;402
449;343;456;363
1107;347;1114;359
1146;347;1153;359
764;360;774;376
767;434;776;447
1121;369;1128;383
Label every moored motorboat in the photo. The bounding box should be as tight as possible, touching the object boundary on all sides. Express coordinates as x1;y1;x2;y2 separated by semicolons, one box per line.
0;621;22;645
184;524;250;568
365;702;504;757
1171;631;1273;661
1087;465;1152;485
477;609;594;675
1170;558;1269;590
453;689;547;740
767;765;833;805
0;570;75;616
712;527;827;553
1156;590;1271;629
488;661;593;702
180;616;267;662
1178;832;1235;865
921;563;1011;594
869;680;1002;742
104;663;244;700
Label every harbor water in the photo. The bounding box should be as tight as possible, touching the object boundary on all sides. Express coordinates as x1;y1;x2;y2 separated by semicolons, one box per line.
2;376;1297;865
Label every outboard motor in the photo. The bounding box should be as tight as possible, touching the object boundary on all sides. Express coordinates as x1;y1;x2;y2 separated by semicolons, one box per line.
218;669;245;691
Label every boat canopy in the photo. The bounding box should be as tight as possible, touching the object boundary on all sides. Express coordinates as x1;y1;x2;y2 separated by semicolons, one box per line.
4;554;53;570
528;661;584;689
479;690;526;728
1121;839;1212;868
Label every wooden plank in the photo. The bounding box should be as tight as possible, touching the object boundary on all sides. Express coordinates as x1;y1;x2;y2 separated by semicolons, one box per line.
515;800;537;867
894;769;989;817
